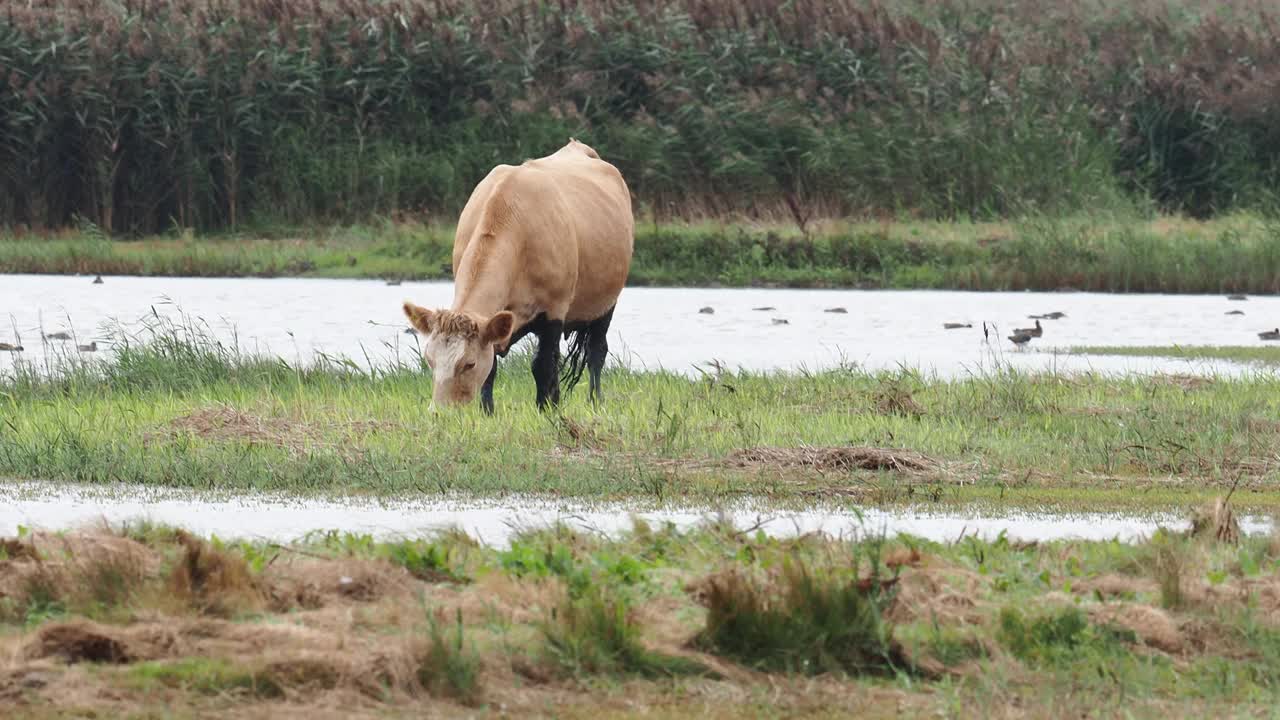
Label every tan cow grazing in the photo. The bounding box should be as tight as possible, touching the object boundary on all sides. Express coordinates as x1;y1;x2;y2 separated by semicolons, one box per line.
403;138;634;414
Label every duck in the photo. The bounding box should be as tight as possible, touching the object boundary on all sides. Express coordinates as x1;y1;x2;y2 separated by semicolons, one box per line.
771;318;790;325
942;323;972;330
753;306;776;312
77;341;98;352
1028;312;1066;320
92;275;104;285
0;343;23;352
698;306;715;315
1007;332;1032;348
42;331;72;341
824;307;848;314
1259;329;1280;341
1228;294;1247;301
385;279;402;286
1012;319;1043;337
1226;310;1245;316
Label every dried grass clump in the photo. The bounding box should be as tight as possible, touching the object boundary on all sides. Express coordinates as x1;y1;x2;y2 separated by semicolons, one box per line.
0;532;153;621
23;621;134;664
730;446;934;473
168;531;263;617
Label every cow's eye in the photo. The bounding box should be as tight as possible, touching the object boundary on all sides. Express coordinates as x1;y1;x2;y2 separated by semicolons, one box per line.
462;361;476;372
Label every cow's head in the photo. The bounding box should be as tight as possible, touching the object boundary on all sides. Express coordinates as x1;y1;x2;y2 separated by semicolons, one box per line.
403;302;515;407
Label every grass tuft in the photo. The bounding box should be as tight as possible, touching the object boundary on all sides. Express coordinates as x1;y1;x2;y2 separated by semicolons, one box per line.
542;581;710;679
417;607;483;706
692;547;910;676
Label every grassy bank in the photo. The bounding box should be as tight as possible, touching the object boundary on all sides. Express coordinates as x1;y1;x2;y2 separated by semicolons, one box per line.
1071;346;1280;366
2;322;1279;513
4;214;1280;293
3;1;1280;234
1;519;1277;718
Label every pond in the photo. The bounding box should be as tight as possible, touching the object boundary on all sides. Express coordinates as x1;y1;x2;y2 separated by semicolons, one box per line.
0;481;1270;546
1;274;1277;378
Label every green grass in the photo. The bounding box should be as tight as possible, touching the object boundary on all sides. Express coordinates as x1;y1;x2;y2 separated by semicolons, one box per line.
4;213;1280;292
126;658;279;698
1073;345;1280;365
693;545;907;676
2;320;1280;514
418;608;484;706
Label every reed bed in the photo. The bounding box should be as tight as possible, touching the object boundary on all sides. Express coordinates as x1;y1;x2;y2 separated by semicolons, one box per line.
2;0;1279;235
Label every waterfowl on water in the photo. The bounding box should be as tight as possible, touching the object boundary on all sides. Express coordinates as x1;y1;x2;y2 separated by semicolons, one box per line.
752;306;775;311
1226;310;1245;316
942;322;971;329
771;318;790;325
77;342;98;352
92;275;103;284
1012;319;1043;337
1007;333;1032;348
698;306;715;314
43;331;71;340
385;279;402;286
1228;294;1247;301
0;343;23;352
1259;329;1280;341
824;307;848;314
1028;312;1066;320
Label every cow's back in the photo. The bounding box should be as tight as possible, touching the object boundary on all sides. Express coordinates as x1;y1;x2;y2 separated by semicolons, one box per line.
452;141;634;325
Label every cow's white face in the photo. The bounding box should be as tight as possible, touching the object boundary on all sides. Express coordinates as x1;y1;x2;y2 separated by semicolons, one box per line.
403;303;514;407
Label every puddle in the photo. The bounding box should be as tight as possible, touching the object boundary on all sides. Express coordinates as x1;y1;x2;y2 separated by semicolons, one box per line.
2;274;1279;378
0;481;1270;546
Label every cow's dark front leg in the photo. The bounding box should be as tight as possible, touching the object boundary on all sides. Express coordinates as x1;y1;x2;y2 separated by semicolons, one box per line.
480;349;498;415
531;319;564;411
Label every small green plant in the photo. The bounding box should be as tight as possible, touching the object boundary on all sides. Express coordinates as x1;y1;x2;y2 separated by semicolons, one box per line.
1150;532;1189;610
382;540;470;584
998;606;1136;666
499;537;591;596
418;608;483;706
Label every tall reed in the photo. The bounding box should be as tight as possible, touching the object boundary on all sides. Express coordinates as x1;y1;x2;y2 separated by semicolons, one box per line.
1;0;1278;234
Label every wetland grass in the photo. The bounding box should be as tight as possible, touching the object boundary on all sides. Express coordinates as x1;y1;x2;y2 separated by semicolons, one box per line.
2;320;1280;513
2;517;1279;717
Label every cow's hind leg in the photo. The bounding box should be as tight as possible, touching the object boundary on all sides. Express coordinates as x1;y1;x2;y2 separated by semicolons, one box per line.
531;317;564;411
586;306;615;406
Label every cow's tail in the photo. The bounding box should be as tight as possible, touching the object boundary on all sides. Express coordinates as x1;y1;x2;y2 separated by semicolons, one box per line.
559;324;596;393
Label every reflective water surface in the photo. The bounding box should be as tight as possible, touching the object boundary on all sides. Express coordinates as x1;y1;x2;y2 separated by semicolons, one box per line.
0;482;1270;546
1;274;1278;377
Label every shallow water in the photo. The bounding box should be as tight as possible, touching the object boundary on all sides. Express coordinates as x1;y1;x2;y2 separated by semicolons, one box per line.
1;274;1279;378
0;481;1271;546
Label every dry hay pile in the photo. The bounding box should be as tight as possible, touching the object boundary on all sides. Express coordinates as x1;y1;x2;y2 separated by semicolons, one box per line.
729;446;935;473
146;403;389;459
